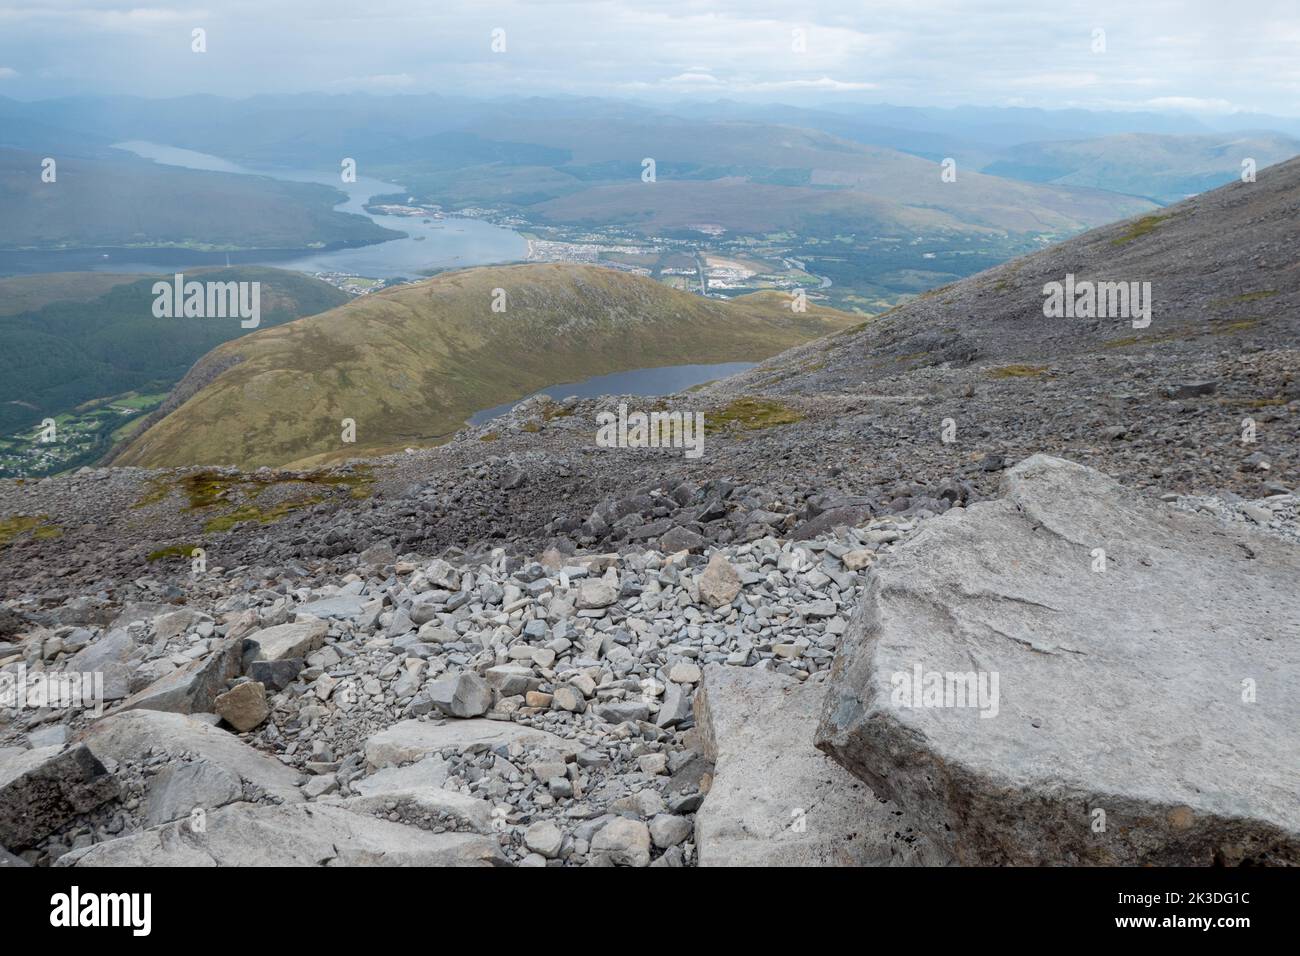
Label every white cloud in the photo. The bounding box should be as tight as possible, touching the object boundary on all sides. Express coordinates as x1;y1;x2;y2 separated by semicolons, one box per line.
1143;96;1240;115
0;66;17;78
0;0;1295;115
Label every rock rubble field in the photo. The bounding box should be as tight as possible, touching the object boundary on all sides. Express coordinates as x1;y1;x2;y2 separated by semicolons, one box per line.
1;456;1296;866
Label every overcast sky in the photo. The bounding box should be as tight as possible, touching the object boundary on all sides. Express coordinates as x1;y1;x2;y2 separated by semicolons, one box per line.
0;0;1296;116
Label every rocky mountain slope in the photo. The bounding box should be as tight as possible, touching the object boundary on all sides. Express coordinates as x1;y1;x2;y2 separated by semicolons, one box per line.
110;264;857;470
0;159;1297;867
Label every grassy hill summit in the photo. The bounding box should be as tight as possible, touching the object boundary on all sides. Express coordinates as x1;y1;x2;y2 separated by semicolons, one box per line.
109;263;858;469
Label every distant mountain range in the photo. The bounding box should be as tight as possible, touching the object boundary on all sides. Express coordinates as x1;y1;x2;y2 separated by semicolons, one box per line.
981;131;1300;203
4;94;1297;257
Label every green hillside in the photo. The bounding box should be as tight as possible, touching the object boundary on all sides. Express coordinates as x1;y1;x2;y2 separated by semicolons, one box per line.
0;268;349;435
0;272;149;316
112;263;860;469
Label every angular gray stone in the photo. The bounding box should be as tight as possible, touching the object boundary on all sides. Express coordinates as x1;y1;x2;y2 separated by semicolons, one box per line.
655;682;691;729
117;638;242;715
0;745;120;850
215;681;269;732
594;700;650;724
247;657;303;692
65;629;136;701
81;710;303;804
698;552;741;608
485;664;534;697
351;756;451;796
364;719;578;770
591;817;651;867
659;526;706;554
577;579;618;610
335;789;494;834
817;455;1300;866
244;620;327;663
59;802;508;867
297;596;365;619
694;664;942;867
0;844;28;866
649;813;692;849
428;672;492;718
144;758;243;826
525;819;564;858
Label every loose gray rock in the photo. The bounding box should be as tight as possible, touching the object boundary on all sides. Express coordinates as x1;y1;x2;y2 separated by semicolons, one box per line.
215;681;270;732
0;745;120;850
428;672;493;718
245;620;327;663
694;664;942;867
698;552;741;608
144;758;244;826
118;637;242;716
817;455;1300;866
590;817;651;867
59;802;508;867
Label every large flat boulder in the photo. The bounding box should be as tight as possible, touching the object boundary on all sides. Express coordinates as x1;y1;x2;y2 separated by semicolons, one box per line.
0;745;120;850
816;455;1300;866
79;710;303;804
693;664;945;866
58;802;507;866
116;638;242;716
364;719;578;770
244;620;327;663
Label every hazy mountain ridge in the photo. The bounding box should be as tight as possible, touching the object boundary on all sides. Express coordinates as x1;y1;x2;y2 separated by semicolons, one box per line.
981;131;1300;203
0;146;400;253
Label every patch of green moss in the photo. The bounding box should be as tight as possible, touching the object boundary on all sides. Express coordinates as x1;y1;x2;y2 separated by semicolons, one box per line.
1111;213;1173;245
0;514;60;547
987;364;1049;379
135;465;375;511
202;495;323;533
706;398;803;433
146;543;198;562
520;421;542;433
1211;319;1261;334
540;403;574;421
1211;290;1278;307
479;431;500;442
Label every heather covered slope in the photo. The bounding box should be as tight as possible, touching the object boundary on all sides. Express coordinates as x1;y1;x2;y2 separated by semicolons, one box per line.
111;264;858;470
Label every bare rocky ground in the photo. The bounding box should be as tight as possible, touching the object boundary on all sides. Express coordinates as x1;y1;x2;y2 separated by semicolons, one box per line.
0;161;1298;866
